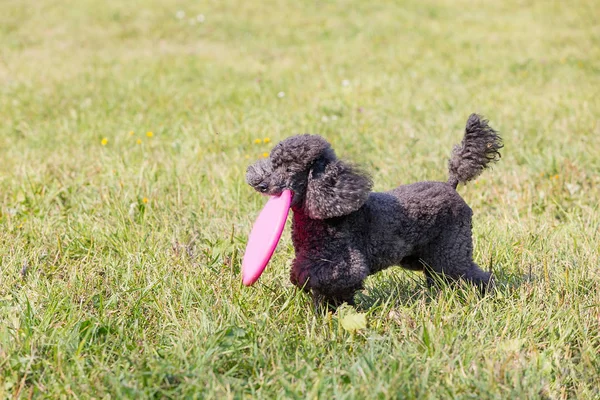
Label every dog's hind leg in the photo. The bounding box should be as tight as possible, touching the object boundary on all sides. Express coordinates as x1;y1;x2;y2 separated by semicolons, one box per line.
420;220;493;292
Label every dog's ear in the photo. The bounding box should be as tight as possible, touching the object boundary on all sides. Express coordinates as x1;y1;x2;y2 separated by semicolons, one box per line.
305;159;372;219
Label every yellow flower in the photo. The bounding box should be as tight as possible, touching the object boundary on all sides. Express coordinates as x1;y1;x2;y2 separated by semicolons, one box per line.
142;197;149;204
254;138;262;144
136;138;142;145
129;131;135;136
101;138;108;146
553;174;559;180
146;131;153;137
244;155;250;159
263;137;271;143
262;152;269;158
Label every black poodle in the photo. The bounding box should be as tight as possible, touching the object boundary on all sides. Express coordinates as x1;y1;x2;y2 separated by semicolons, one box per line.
246;114;503;308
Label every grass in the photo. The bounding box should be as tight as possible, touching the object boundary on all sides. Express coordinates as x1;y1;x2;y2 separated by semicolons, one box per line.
1;0;599;398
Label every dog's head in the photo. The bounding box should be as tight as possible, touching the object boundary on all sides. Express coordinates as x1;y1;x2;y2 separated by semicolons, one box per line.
246;134;372;219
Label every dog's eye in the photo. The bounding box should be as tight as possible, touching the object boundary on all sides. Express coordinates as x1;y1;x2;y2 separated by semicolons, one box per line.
286;167;292;173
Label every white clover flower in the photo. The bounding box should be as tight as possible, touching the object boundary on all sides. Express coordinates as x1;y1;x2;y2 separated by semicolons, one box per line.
342;79;350;87
128;202;138;217
197;14;205;22
566;183;580;195
331;115;338;121
277;91;285;98
176;10;185;19
321;116;329;122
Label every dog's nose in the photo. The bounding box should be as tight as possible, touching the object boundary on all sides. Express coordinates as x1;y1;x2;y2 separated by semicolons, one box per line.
257;183;268;193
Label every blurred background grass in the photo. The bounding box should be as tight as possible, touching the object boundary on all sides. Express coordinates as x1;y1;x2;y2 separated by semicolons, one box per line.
0;0;599;398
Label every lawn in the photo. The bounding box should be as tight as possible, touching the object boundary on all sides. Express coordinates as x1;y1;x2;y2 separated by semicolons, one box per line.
1;0;599;398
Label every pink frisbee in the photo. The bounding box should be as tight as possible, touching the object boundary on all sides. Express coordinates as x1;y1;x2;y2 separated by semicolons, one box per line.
242;190;292;286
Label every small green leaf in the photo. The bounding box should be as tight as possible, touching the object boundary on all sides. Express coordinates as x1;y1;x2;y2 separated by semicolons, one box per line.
340;313;367;332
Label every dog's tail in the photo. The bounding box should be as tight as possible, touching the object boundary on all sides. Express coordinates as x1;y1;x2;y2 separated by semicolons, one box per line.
447;113;503;189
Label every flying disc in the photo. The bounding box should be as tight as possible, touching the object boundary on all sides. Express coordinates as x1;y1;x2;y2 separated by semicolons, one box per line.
242;190;292;286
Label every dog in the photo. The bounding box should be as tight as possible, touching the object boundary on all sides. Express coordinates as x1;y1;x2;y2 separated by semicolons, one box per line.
246;114;502;308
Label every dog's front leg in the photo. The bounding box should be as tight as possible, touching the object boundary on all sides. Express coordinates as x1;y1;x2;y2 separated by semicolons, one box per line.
311;290;355;313
291;255;366;311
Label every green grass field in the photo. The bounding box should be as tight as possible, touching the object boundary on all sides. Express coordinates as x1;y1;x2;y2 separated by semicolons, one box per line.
1;0;599;398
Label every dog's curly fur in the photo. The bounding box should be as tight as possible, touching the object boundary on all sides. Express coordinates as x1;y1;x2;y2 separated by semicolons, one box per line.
246;114;503;308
